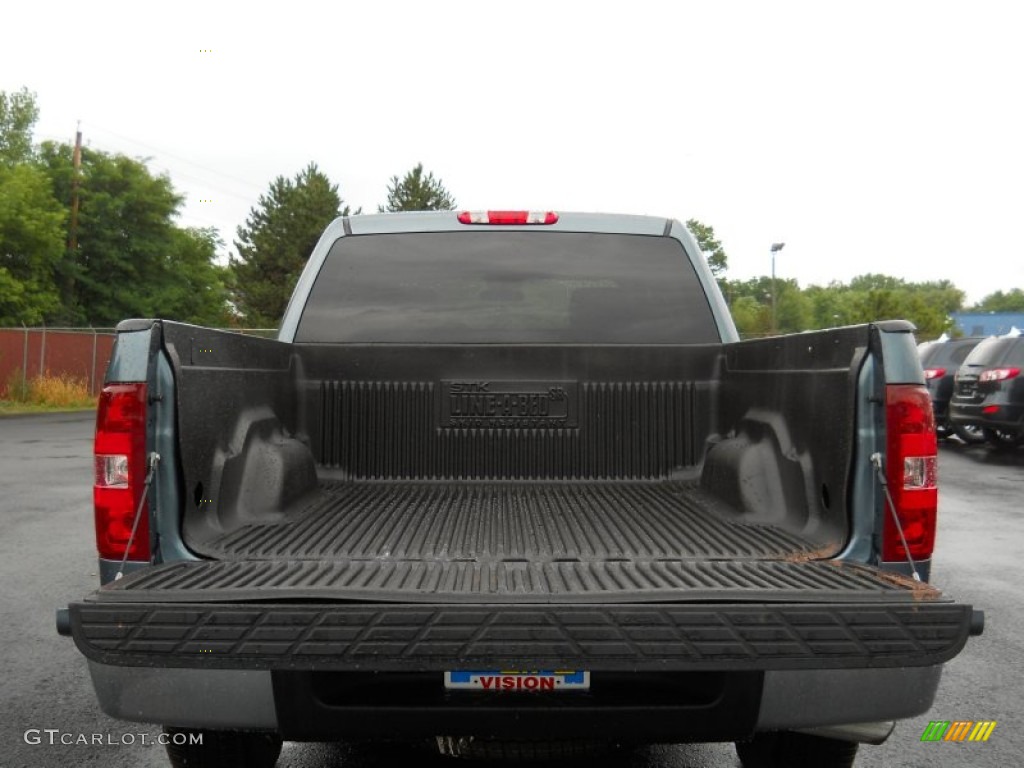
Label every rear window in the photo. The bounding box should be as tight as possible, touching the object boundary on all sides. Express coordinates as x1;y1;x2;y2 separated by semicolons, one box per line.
1003;339;1024;365
922;339;982;367
295;232;718;343
961;337;1024;368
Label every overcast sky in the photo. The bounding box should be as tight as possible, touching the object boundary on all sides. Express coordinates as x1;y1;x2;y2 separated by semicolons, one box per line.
3;0;1022;304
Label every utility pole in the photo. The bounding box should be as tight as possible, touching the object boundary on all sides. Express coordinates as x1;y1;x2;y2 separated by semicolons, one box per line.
68;123;82;252
770;242;785;333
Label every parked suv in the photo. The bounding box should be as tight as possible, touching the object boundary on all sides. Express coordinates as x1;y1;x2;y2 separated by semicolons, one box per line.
918;337;984;442
950;333;1024;449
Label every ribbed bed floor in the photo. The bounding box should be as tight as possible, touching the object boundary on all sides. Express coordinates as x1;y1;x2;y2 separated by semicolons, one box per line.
192;481;822;562
96;557;934;604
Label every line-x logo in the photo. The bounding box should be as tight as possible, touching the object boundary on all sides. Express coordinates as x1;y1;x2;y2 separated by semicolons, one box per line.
920;720;997;742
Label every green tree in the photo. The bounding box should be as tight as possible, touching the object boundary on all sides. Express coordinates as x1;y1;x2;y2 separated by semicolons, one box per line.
805;282;858;328
847;275;961;337
0;87;63;325
729;276;808;336
801;274;963;338
685;219;728;280
729;295;771;337
0;163;65;324
40;142;180;324
776;281;812;333
38;141;232;325
0;87;39;166
154;227;233;326
970;288;1024;313
378;163;456;212
848;273;906;292
231;163;350;326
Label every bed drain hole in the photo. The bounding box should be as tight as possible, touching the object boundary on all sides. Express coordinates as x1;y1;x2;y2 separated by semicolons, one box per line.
194;482;204;508
821;483;831;510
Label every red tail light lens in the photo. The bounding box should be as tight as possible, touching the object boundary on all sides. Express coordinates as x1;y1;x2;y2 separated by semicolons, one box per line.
922;367;946;380
883;384;937;562
979;367;1020;382
94;383;150;561
457;210;559;225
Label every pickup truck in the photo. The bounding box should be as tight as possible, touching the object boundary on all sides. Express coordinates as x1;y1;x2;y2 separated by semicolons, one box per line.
59;211;982;768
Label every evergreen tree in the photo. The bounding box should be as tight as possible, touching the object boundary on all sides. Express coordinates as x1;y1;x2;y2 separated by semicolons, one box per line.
379;163;456;212
231;163;350;326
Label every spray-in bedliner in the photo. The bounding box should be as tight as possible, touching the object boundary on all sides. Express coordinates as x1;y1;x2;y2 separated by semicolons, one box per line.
189;481;828;563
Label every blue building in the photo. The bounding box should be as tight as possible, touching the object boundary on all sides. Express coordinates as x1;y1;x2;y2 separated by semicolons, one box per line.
951;312;1024;337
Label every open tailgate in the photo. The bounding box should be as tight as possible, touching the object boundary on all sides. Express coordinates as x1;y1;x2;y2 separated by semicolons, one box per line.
69;558;976;672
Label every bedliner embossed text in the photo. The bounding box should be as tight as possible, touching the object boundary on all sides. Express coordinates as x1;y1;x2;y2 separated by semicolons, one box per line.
441;380;577;427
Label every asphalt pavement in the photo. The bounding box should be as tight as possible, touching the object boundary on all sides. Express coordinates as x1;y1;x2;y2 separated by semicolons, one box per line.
0;412;1020;768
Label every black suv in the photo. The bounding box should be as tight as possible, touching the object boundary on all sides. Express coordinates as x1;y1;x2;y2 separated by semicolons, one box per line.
950;334;1024;449
919;337;985;442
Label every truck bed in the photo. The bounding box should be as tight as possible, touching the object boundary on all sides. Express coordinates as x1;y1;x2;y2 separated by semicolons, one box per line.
168;479;836;601
193;481;821;562
168;328;868;581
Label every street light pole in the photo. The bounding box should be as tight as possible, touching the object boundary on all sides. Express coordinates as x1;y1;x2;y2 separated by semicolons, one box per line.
770;242;785;333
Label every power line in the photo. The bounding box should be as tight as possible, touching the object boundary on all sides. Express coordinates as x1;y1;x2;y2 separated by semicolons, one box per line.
81;122;267;193
138;164;258;204
175;209;237;231
42;128;248;241
77;135;260;205
40;127;263;205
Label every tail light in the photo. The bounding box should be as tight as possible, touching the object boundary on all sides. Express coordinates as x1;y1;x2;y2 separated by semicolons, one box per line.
457;210;559;225
923;367;945;380
979;367;1020;382
94;383;150;561
882;384;937;562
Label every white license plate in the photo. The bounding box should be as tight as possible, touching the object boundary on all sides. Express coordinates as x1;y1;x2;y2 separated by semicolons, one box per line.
445;670;590;692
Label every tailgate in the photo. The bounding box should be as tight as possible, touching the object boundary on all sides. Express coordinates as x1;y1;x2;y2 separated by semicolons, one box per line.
69;559;975;672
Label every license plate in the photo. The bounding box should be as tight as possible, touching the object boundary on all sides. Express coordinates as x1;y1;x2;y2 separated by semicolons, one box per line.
444;670;590;692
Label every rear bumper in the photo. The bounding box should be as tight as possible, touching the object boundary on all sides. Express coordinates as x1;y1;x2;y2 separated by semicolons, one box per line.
69;559;977;741
950;401;1024;432
86;660;944;740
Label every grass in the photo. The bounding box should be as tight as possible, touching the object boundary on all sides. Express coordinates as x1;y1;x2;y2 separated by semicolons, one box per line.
0;402;97;415
0;370;97;415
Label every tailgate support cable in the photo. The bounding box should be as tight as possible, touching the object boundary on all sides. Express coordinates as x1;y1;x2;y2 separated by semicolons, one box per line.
114;452;161;581
870;452;921;582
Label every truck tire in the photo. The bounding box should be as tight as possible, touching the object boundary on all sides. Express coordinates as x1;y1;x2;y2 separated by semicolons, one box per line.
735;732;858;768
163;728;282;768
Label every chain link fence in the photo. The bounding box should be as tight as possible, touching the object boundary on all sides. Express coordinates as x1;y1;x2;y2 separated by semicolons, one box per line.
0;326;277;399
0;327;115;399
